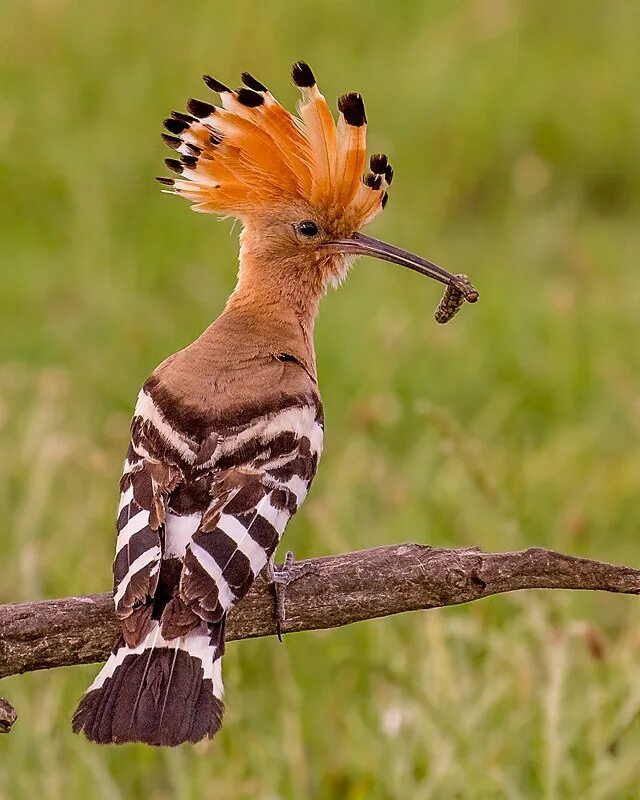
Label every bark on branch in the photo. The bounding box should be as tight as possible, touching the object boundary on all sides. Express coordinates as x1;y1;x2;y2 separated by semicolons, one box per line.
1;543;639;732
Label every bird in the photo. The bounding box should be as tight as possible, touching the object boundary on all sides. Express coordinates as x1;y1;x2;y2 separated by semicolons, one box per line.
72;61;477;746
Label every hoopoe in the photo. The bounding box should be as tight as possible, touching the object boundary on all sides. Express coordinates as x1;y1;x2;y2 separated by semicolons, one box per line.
72;62;478;746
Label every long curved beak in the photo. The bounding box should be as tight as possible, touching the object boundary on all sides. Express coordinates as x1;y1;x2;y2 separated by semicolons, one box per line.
322;232;479;302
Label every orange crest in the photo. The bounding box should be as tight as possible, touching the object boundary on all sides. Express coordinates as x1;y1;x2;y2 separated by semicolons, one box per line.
158;62;392;229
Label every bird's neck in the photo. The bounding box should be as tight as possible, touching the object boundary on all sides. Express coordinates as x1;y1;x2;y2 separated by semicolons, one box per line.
230;262;320;327
198;248;325;380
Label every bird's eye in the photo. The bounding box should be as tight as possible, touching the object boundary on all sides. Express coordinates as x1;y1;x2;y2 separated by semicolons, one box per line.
297;220;319;237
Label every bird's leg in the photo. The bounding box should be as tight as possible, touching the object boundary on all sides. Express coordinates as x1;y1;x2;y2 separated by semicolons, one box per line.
266;551;314;641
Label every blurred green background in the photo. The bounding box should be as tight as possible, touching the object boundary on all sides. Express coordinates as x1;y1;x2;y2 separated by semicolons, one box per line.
1;0;640;797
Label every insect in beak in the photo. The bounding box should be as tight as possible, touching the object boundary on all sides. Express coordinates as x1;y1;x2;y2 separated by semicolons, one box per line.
322;232;479;300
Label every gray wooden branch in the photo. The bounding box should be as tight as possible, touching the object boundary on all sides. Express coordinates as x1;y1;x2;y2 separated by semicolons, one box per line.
1;543;640;733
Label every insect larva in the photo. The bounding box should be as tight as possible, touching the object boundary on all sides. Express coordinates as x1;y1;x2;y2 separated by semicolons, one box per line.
435;285;464;323
434;274;479;324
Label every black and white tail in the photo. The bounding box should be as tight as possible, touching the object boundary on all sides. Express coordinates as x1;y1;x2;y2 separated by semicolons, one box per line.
72;620;225;746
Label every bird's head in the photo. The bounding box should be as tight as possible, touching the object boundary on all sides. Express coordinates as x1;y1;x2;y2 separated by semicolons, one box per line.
159;62;477;303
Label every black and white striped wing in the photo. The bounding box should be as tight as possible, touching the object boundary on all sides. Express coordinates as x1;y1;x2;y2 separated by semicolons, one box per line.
113;437;179;645
179;402;323;624
74;392;323;746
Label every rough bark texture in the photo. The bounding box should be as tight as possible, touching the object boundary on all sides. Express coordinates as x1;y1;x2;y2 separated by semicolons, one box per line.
0;697;17;733
2;544;640;704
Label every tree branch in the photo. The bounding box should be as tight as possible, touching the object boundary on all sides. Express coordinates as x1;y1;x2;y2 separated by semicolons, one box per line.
3;543;640;677
1;543;639;732
0;544;640;732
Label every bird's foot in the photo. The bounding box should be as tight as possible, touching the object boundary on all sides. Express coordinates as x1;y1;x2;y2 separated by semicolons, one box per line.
266;551;313;641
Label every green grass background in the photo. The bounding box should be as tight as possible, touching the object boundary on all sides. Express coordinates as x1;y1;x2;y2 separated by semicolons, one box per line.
1;0;640;797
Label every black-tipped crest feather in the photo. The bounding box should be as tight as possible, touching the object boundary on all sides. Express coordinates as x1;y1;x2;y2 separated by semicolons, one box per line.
162;134;181;150
363;173;382;190
163;117;188;135
171;111;196;123
164;158;184;174
338;93;366;127
236;88;264;107
241;72;268;92
187;98;215;118
291;61;315;87
203;75;231;94
370;153;388;174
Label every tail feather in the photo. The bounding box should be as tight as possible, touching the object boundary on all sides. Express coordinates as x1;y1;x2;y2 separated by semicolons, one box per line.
72;620;225;746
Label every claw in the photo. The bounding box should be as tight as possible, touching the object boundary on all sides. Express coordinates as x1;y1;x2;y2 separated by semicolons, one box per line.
266;551;313;641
